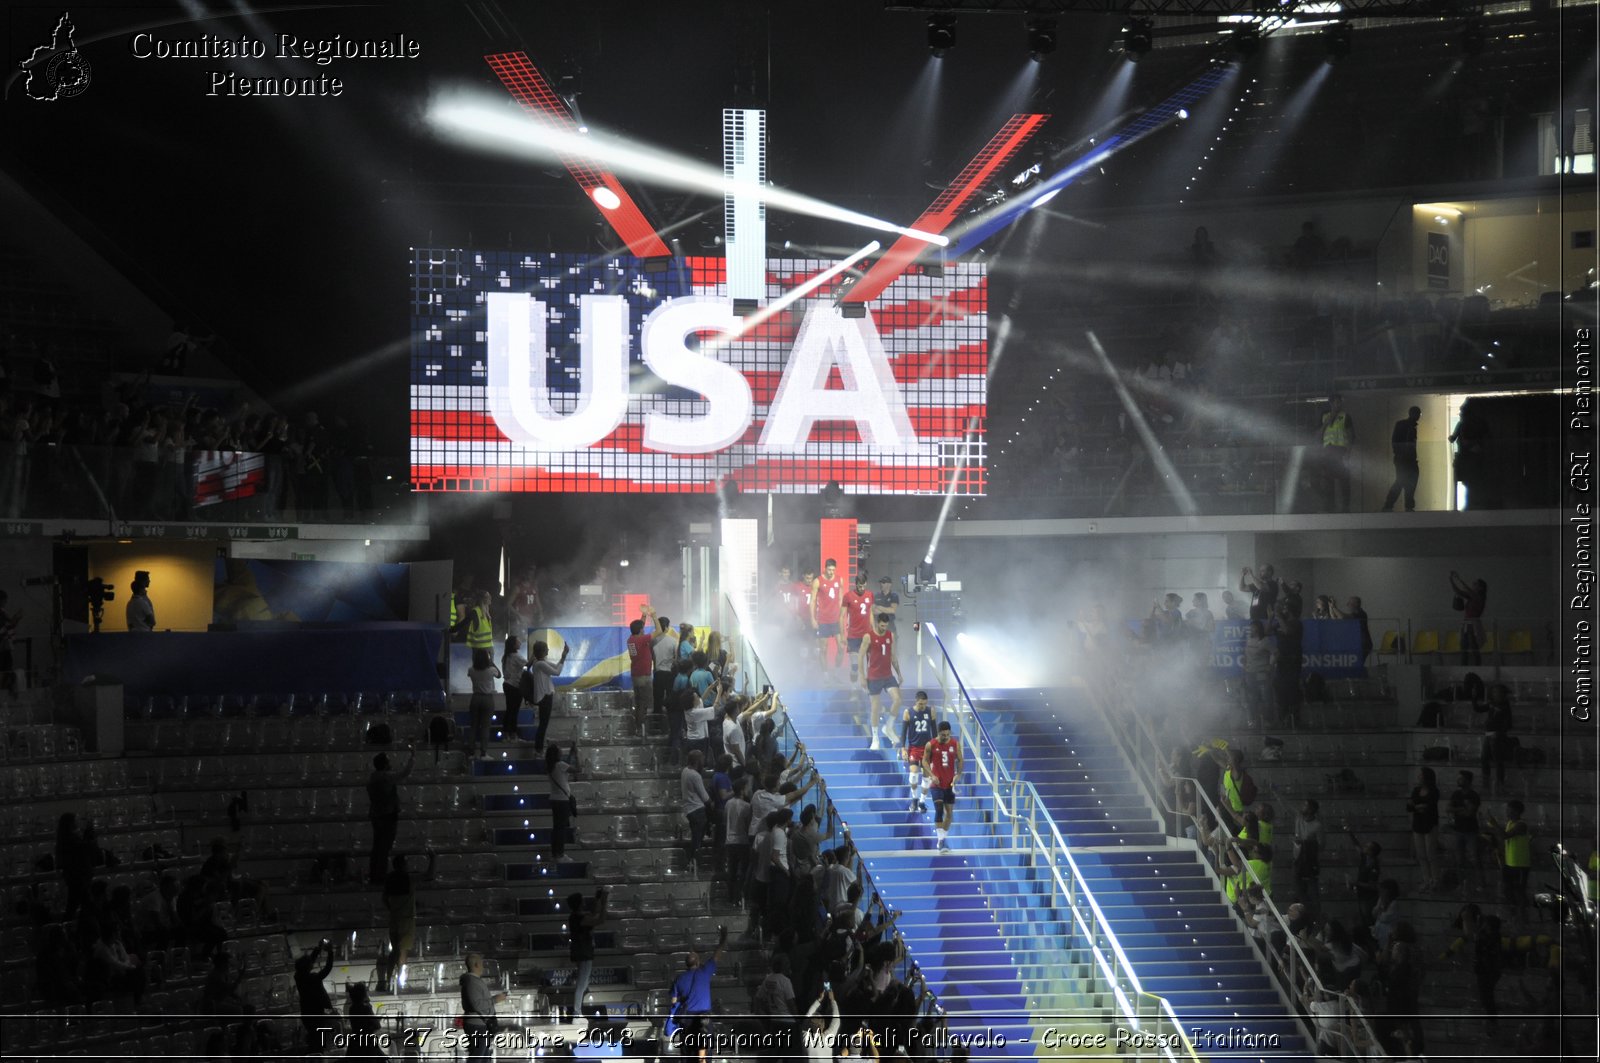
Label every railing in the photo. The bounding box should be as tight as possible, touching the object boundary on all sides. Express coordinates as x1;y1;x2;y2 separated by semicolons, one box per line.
914;621;1202;1063
719;609;946;1039
1086;660;1385;1060
1379;614;1553;665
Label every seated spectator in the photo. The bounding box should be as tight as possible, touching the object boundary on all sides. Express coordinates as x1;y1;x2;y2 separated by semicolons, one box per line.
88;920;145;1003
345;982;386;1057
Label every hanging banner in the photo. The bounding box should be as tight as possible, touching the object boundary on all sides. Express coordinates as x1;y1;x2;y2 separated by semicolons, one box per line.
1208;619;1367;679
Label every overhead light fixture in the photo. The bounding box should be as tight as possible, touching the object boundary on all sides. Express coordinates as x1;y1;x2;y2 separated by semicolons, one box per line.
1123;17;1153;60
591;186;622;210
1026;19;1057;61
927;16;956;58
1324;22;1351;59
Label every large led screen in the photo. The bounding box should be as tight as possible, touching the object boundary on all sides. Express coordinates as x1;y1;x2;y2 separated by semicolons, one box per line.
409;250;986;494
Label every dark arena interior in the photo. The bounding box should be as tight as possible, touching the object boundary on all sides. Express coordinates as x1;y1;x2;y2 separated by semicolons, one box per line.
0;1;1596;1060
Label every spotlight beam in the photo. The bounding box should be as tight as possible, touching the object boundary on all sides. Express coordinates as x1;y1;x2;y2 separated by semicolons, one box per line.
1085;330;1198;517
705;242;880;353
925;315;1012;566
430;96;949;248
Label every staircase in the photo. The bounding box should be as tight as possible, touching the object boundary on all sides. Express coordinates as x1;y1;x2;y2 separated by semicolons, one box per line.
963;685;1312;1061
783;687;1119;1060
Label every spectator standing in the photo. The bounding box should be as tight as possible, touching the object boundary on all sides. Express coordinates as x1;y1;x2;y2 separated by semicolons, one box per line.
752;951;798;1043
1271;601;1304;728
1330;596;1373;669
294;941;337;1053
722;777;753;904
500;635;526;746
651;613;679;719
1318;394;1355;513
1450;571;1489;666
547;743;580;862
875;576;900;635
523;639;568;753
1486;800;1531;912
1449;401;1492;509
1473;683;1515;790
1185;592;1216;642
1406;767;1441;892
626;616;655;726
1293;799;1323;911
681;750;713;865
1381;406;1422;512
1240;565;1279;622
344;982;385;1057
1448;770;1484;887
380;854;418;992
752;808;794;937
789;806;823;940
1241;621;1274;728
365;745;416;885
666;925;729;1060
55;811;98;918
803;988;841;1061
566;887;609;1021
459;952;505;1061
466;649;501;758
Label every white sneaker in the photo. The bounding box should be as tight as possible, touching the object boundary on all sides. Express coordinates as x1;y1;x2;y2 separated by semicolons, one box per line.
869;735;881;751
881;721;899;746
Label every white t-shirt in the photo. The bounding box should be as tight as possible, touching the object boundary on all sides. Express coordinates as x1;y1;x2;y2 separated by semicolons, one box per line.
468;665;501;695
652;632;678;671
685;703;716;741
501;651;527;688
680;767;711;816
821;862;857;910
724;796;751;843
526;658;561;701
722;717;747;763
549;760;573;802
749;790;783;838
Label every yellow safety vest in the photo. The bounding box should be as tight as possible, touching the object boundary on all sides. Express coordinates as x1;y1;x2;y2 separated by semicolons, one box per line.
466;606;493;651
1259;821;1274;848
1504;821;1530;868
1247;857;1272;896
1322;412;1351;448
1587;851;1598;896
1222;770;1245;814
448;593;458;627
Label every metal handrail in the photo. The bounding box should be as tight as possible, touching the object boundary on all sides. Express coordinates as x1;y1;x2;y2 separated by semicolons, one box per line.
917;623;1202;1063
1085;661;1388;1060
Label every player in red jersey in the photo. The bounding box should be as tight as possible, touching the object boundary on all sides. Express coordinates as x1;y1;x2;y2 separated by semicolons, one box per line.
923;719;962;852
840;575;876;686
858;612;902;751
797;566;817;633
810;558;846;676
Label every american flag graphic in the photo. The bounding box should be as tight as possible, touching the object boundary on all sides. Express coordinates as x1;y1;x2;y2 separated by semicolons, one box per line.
409;250;987;495
192;450;267;507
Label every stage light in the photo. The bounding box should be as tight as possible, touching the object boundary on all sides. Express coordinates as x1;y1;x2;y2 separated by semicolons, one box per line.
1324;22;1352;60
1231;26;1261;57
927;16;956;58
1122;17;1153;60
1026;19;1057;62
591;186;622;210
1177;108;1189;120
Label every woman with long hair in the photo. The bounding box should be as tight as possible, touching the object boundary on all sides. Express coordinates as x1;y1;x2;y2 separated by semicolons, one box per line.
466;648;501;758
1407;766;1440;891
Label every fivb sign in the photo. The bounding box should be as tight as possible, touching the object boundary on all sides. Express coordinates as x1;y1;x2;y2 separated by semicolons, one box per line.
484;293;916;453
409;250;988;495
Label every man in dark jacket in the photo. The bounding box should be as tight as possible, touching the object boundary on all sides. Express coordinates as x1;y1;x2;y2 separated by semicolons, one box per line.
294;940;336;1053
1381;406;1421;512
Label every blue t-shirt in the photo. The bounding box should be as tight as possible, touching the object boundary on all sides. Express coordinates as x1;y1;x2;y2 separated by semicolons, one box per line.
690;668;715;699
679;637;696;660
668;959;716;1022
904;706;934;747
711;771;732;808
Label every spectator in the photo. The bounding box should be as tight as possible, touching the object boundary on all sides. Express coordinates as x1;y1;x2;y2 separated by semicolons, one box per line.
651;612;680;722
1185;592;1216;641
1378;922;1423;1053
789;806;824;940
465;648;501;758
1446;904;1503;1031
1307;918;1366;986
1407;767;1441;892
681;750;713;865
666;925;729;1060
1448;770;1484;887
722;776;753;904
459;952;506;1061
566;888;609;1023
137;873;183;950
295;940;337;1052
821;840;859;912
546;743;580;862
1293;799;1323;911
55;811;99;918
345;982;386;1057
500;635;526;746
201;950;247;1016
1381;406;1422;513
1473;683;1515;789
1370;879;1402;949
523;638;568;753
380;854;419;992
802;988;841;1061
365;745;416;886
201;836;269;915
1239;564;1279;622
1221;590;1246;621
751;951;798;1041
1270;600;1304;727
1241;620;1274;728
1485;800;1531;911
1347;832;1383;924
88;920;145;1002
1449;402;1492;509
753;808;794;938
1317;394;1354;513
1329;596;1373;669
626;615;655;726
1449;570;1488;665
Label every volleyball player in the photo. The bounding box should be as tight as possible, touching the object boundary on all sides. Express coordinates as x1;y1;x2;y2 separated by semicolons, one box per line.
923;720;962;852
